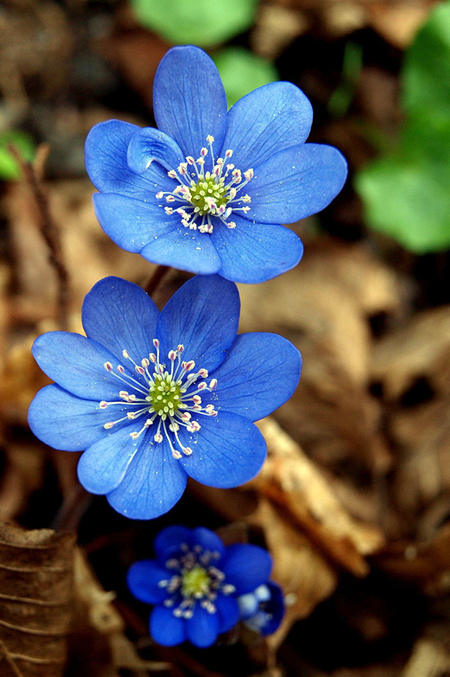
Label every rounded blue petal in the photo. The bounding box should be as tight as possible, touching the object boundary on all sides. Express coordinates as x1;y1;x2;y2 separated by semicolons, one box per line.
127;560;170;605
191;528;225;560
31;332;123;402
106;438;187;520
85;119;172;199
216;594;240;634
93;193;179;254
139;225;221;275
77;424;141;494
28;385;111;451
222;81;313;170
150;605;186;646
82;276;159;366
153;46;227;165
209;332;302;420
221;544;273;595
127;127;184;174
211;216;304;283
156;275;239;373
178;411;267;488
248;143;348;224
186;605;220;648
153;525;193;562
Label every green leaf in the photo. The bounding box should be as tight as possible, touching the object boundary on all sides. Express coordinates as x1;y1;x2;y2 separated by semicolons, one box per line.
213;47;278;108
130;0;259;47
403;0;450;119
0;131;36;181
356;0;450;253
356;119;450;253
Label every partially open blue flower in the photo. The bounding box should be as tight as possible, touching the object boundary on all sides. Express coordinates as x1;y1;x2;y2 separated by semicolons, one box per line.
238;581;285;636
127;525;278;647
28;275;301;519
85;45;348;284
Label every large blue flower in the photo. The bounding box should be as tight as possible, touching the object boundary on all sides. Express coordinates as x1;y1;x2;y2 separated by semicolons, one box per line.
127;525;279;647
28;275;301;519
85;45;348;284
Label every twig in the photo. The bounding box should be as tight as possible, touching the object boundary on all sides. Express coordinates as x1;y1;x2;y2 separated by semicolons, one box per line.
144;265;171;298
8;143;70;330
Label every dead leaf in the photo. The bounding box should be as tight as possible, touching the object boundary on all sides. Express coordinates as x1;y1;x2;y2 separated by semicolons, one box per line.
0;521;75;677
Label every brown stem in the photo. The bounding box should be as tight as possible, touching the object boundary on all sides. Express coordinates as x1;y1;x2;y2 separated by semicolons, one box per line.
8;143;70;331
144;264;171;298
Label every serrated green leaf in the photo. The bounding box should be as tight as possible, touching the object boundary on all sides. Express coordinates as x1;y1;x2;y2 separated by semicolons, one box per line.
213;47;278;108
0;131;36;181
130;0;259;47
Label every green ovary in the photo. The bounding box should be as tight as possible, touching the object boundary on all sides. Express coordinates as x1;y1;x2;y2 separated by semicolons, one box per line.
181;565;211;598
148;375;182;414
190;175;228;215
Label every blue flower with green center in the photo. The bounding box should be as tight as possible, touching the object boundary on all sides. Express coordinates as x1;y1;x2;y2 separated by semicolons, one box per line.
127;525;279;647
28;275;301;519
85;45;348;284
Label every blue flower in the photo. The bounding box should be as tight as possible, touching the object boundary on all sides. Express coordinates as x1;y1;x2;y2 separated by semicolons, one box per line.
238;581;285;636
127;525;278;647
85;45;348;284
28;275;301;519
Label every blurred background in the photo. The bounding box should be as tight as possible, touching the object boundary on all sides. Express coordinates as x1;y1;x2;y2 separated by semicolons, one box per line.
1;1;450;676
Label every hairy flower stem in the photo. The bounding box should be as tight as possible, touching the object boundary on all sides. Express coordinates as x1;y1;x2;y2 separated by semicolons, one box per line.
8;143;70;331
144;264;171;298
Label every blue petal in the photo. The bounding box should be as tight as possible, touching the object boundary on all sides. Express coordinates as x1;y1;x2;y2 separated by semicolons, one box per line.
222;544;272;595
127;127;184;174
127;560;170;605
178;412;266;488
31;332;124;401
150;606;186;646
211;216;303;283
153;525;193;562
28;385;112;451
209;333;301;420
153;46;227;165
93;193;178;254
82;277;159;366
221;82;313;170
106;438;187;519
77;424;141;494
191;528;225;559
216;594;240;634
186;606;219;648
156;275;239;373
139;223;221;275
85;119;173;199
248;143;348;224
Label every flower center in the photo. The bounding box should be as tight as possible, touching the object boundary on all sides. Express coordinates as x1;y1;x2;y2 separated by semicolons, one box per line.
99;340;218;459
156;135;254;234
158;543;236;619
181;564;211;598
148;374;182;416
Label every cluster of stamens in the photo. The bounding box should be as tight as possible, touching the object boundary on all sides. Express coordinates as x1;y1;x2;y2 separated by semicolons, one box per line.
100;340;218;459
158;542;236;619
156;135;254;233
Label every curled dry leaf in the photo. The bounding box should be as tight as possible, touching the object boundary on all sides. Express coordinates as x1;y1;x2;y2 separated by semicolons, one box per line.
0;521;75;677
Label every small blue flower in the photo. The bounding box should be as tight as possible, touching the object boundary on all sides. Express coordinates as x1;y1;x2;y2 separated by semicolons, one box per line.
28;275;301;519
127;525;278;647
238;581;285;636
85;45;348;284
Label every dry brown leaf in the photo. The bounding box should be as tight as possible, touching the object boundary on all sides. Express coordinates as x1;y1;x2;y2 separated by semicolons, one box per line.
68;548;170;677
0;521;75;677
239;237;397;523
254;418;384;575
